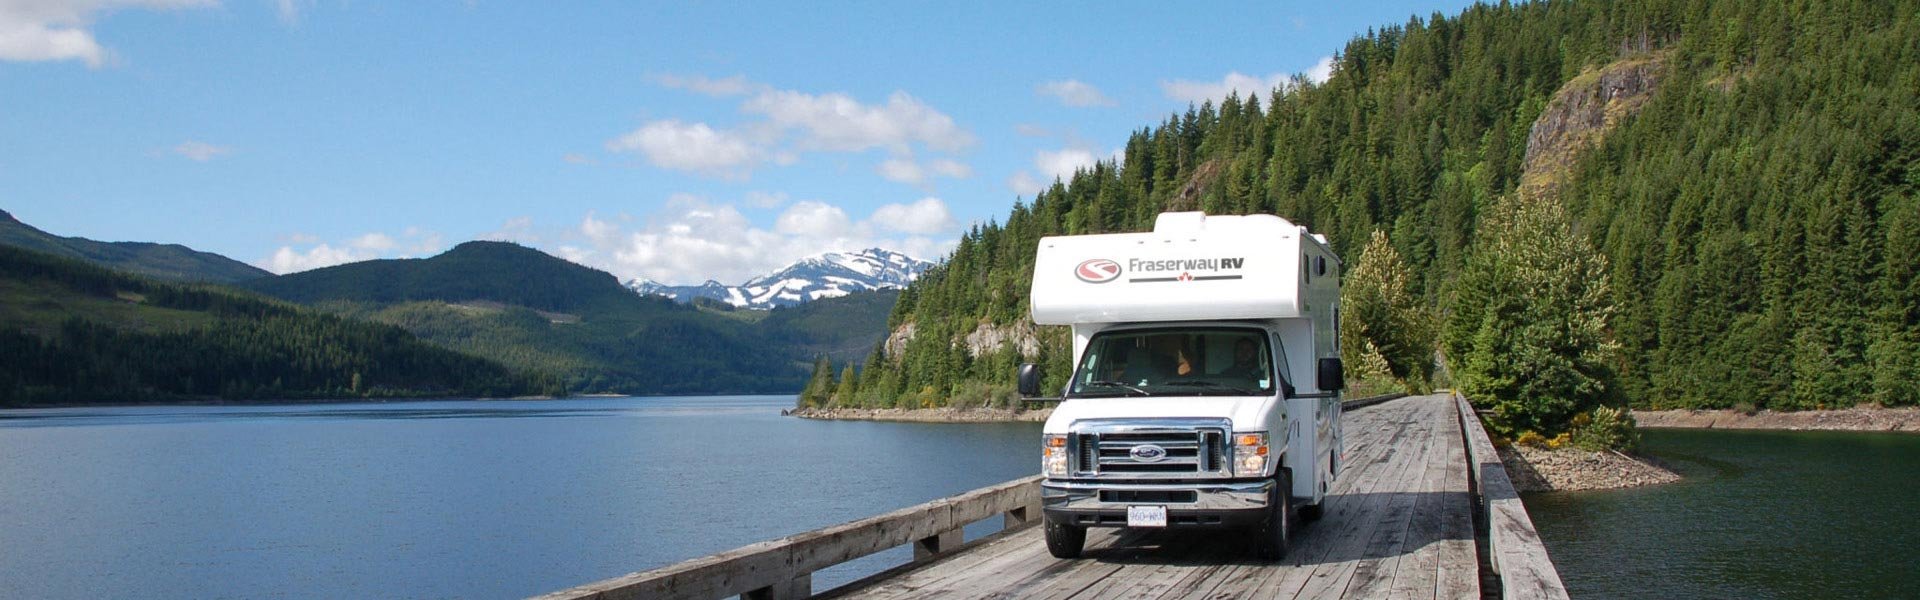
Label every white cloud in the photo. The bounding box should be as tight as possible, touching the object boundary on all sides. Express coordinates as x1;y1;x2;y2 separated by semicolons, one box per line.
654;73;760;97
265;243;362;274
1305;56;1335;85
876;158;925;185
349;232;395;251
606;78;975;184
605;119;761;178
1037;79;1115;107
1160;57;1336;105
562;153;596;165
774;200;851;237
543;195;958;285
1035;148;1099;182
1009;145;1120;196
870;197;953;235
260;227;445;273
742;89;975;154
169;140;231;161
0;0;214;67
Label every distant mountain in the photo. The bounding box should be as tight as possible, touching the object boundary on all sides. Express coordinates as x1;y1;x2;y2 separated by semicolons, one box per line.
240;241;894;395
629;248;931;309
0;209;271;284
0;245;537;406
243;240;637;313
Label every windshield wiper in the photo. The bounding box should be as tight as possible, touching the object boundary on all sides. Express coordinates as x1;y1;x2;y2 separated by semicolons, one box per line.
1079;380;1150;396
1161;380;1262;396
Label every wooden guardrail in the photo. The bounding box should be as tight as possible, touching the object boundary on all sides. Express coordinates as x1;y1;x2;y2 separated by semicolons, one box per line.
1452;392;1571;600
532;475;1043;600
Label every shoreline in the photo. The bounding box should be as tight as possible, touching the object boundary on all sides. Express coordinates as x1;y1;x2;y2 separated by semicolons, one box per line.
786;406;1051;423
1633;406;1920;433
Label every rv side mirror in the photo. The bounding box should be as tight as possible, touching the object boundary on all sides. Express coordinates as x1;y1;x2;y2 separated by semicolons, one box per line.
1017;363;1044;397
1318;358;1345;391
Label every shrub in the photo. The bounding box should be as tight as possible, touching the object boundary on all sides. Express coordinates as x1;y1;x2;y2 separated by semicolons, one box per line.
1569;405;1640;451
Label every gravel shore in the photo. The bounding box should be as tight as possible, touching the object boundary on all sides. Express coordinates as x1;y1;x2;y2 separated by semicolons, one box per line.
1633;406;1920;433
1499;445;1681;492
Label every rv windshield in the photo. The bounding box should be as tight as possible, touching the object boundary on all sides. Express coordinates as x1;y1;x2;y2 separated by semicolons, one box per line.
1068;328;1278;398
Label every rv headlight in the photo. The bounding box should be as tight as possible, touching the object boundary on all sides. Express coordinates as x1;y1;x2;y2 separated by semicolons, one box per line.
1043;434;1069;478
1234;432;1269;475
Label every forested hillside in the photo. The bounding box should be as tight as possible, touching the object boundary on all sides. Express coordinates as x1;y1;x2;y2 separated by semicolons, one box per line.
0;209;271;284
0;246;541;406
809;0;1920;416
246;241;892;394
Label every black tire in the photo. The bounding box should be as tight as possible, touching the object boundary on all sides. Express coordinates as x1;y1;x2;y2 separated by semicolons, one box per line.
1255;472;1294;561
1299;502;1324;523
1045;517;1086;559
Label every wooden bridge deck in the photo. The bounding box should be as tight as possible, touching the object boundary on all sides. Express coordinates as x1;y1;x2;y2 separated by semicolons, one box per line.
829;394;1478;600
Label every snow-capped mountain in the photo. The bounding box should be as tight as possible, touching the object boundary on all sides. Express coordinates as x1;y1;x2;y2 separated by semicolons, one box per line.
627;248;933;309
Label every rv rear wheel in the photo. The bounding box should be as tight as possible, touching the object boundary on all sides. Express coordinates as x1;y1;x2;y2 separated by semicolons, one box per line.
1045;517;1086;559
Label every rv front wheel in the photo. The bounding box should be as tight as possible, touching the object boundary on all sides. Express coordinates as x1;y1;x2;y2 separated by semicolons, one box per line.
1045;518;1085;559
1255;472;1294;561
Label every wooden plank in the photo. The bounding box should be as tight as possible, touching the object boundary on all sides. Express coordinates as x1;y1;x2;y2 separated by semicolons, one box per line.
832;394;1505;600
1432;399;1481;600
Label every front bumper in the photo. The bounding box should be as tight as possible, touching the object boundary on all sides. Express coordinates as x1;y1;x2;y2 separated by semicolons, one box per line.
1041;478;1273;528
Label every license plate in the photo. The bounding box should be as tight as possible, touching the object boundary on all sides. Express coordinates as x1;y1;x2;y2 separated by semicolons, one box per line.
1127;505;1168;528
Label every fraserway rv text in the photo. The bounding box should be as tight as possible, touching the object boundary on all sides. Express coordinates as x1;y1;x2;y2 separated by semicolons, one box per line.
1017;211;1346;560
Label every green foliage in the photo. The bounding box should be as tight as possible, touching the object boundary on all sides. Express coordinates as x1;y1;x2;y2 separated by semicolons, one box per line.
1568;406;1641;451
1449;194;1617;436
807;0;1920;414
1341;231;1436;392
0;246;543;406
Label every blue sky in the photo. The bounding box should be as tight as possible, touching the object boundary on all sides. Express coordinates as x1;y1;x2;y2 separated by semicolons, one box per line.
3;0;1476;284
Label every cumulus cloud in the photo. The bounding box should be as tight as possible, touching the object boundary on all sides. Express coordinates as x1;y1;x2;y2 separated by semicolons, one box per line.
0;0;214;67
870;197;954;235
548;195;959;285
1008;171;1044;197
1305;56;1336;85
1160;57;1336;106
170;140;231;161
605;119;762;178
260;227;445;274
743;88;975;154
1037;79;1116;107
619;77;976;183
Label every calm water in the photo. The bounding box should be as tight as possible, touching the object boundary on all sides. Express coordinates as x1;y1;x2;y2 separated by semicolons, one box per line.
0;396;1042;599
1526;428;1920;599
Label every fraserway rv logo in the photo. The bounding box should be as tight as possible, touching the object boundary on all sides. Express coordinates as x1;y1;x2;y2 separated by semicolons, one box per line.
1075;259;1122;283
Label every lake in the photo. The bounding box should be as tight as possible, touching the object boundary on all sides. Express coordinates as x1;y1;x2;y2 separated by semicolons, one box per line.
0;396;1043;599
1526;427;1920;599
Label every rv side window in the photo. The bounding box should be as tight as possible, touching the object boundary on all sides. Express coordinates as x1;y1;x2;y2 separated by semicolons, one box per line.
1070;328;1272;397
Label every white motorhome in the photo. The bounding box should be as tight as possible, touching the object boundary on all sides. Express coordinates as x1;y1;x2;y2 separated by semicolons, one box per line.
1017;211;1345;560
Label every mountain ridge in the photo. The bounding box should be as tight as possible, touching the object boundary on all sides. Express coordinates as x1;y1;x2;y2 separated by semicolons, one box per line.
0;209;271;284
628;247;932;309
